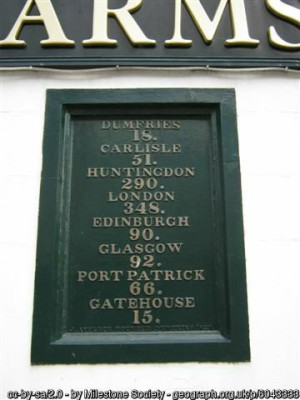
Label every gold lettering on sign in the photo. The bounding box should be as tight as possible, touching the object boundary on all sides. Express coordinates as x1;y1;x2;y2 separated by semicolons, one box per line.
92;216;190;228
77;270;124;282
165;0;259;47
100;144;182;154
107;191;175;202
98;242;183;255
86;167;195;178
76;118;207;329
100;120;181;130
0;0;74;47
89;297;196;310
83;0;156;47
77;269;205;282
266;0;300;50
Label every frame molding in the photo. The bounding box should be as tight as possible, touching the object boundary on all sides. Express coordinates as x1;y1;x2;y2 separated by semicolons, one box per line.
31;89;250;364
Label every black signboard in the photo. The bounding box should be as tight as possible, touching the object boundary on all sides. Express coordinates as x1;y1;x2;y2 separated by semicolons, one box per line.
31;89;250;364
0;0;299;69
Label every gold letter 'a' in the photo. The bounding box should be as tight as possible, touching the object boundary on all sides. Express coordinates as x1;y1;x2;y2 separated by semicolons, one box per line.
165;0;259;47
0;0;74;47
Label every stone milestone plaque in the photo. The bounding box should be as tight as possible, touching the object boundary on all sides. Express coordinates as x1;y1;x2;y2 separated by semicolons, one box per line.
31;89;250;364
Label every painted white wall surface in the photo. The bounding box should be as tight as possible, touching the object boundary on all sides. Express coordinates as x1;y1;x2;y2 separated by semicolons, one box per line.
0;69;299;396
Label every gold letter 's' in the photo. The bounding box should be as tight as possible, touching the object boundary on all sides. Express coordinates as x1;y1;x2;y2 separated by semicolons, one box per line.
165;0;259;47
0;0;74;47
266;0;300;50
83;0;155;47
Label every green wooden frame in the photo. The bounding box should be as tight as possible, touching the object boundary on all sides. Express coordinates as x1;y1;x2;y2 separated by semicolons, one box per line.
31;89;250;364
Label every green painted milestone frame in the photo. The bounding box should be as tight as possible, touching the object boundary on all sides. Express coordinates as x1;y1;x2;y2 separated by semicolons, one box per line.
31;89;250;364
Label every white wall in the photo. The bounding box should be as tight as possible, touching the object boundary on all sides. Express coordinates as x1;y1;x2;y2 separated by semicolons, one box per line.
0;69;299;396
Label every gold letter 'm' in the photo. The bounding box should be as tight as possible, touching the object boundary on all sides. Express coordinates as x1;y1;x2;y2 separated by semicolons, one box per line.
165;0;259;47
83;0;156;47
266;0;300;50
0;0;74;47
